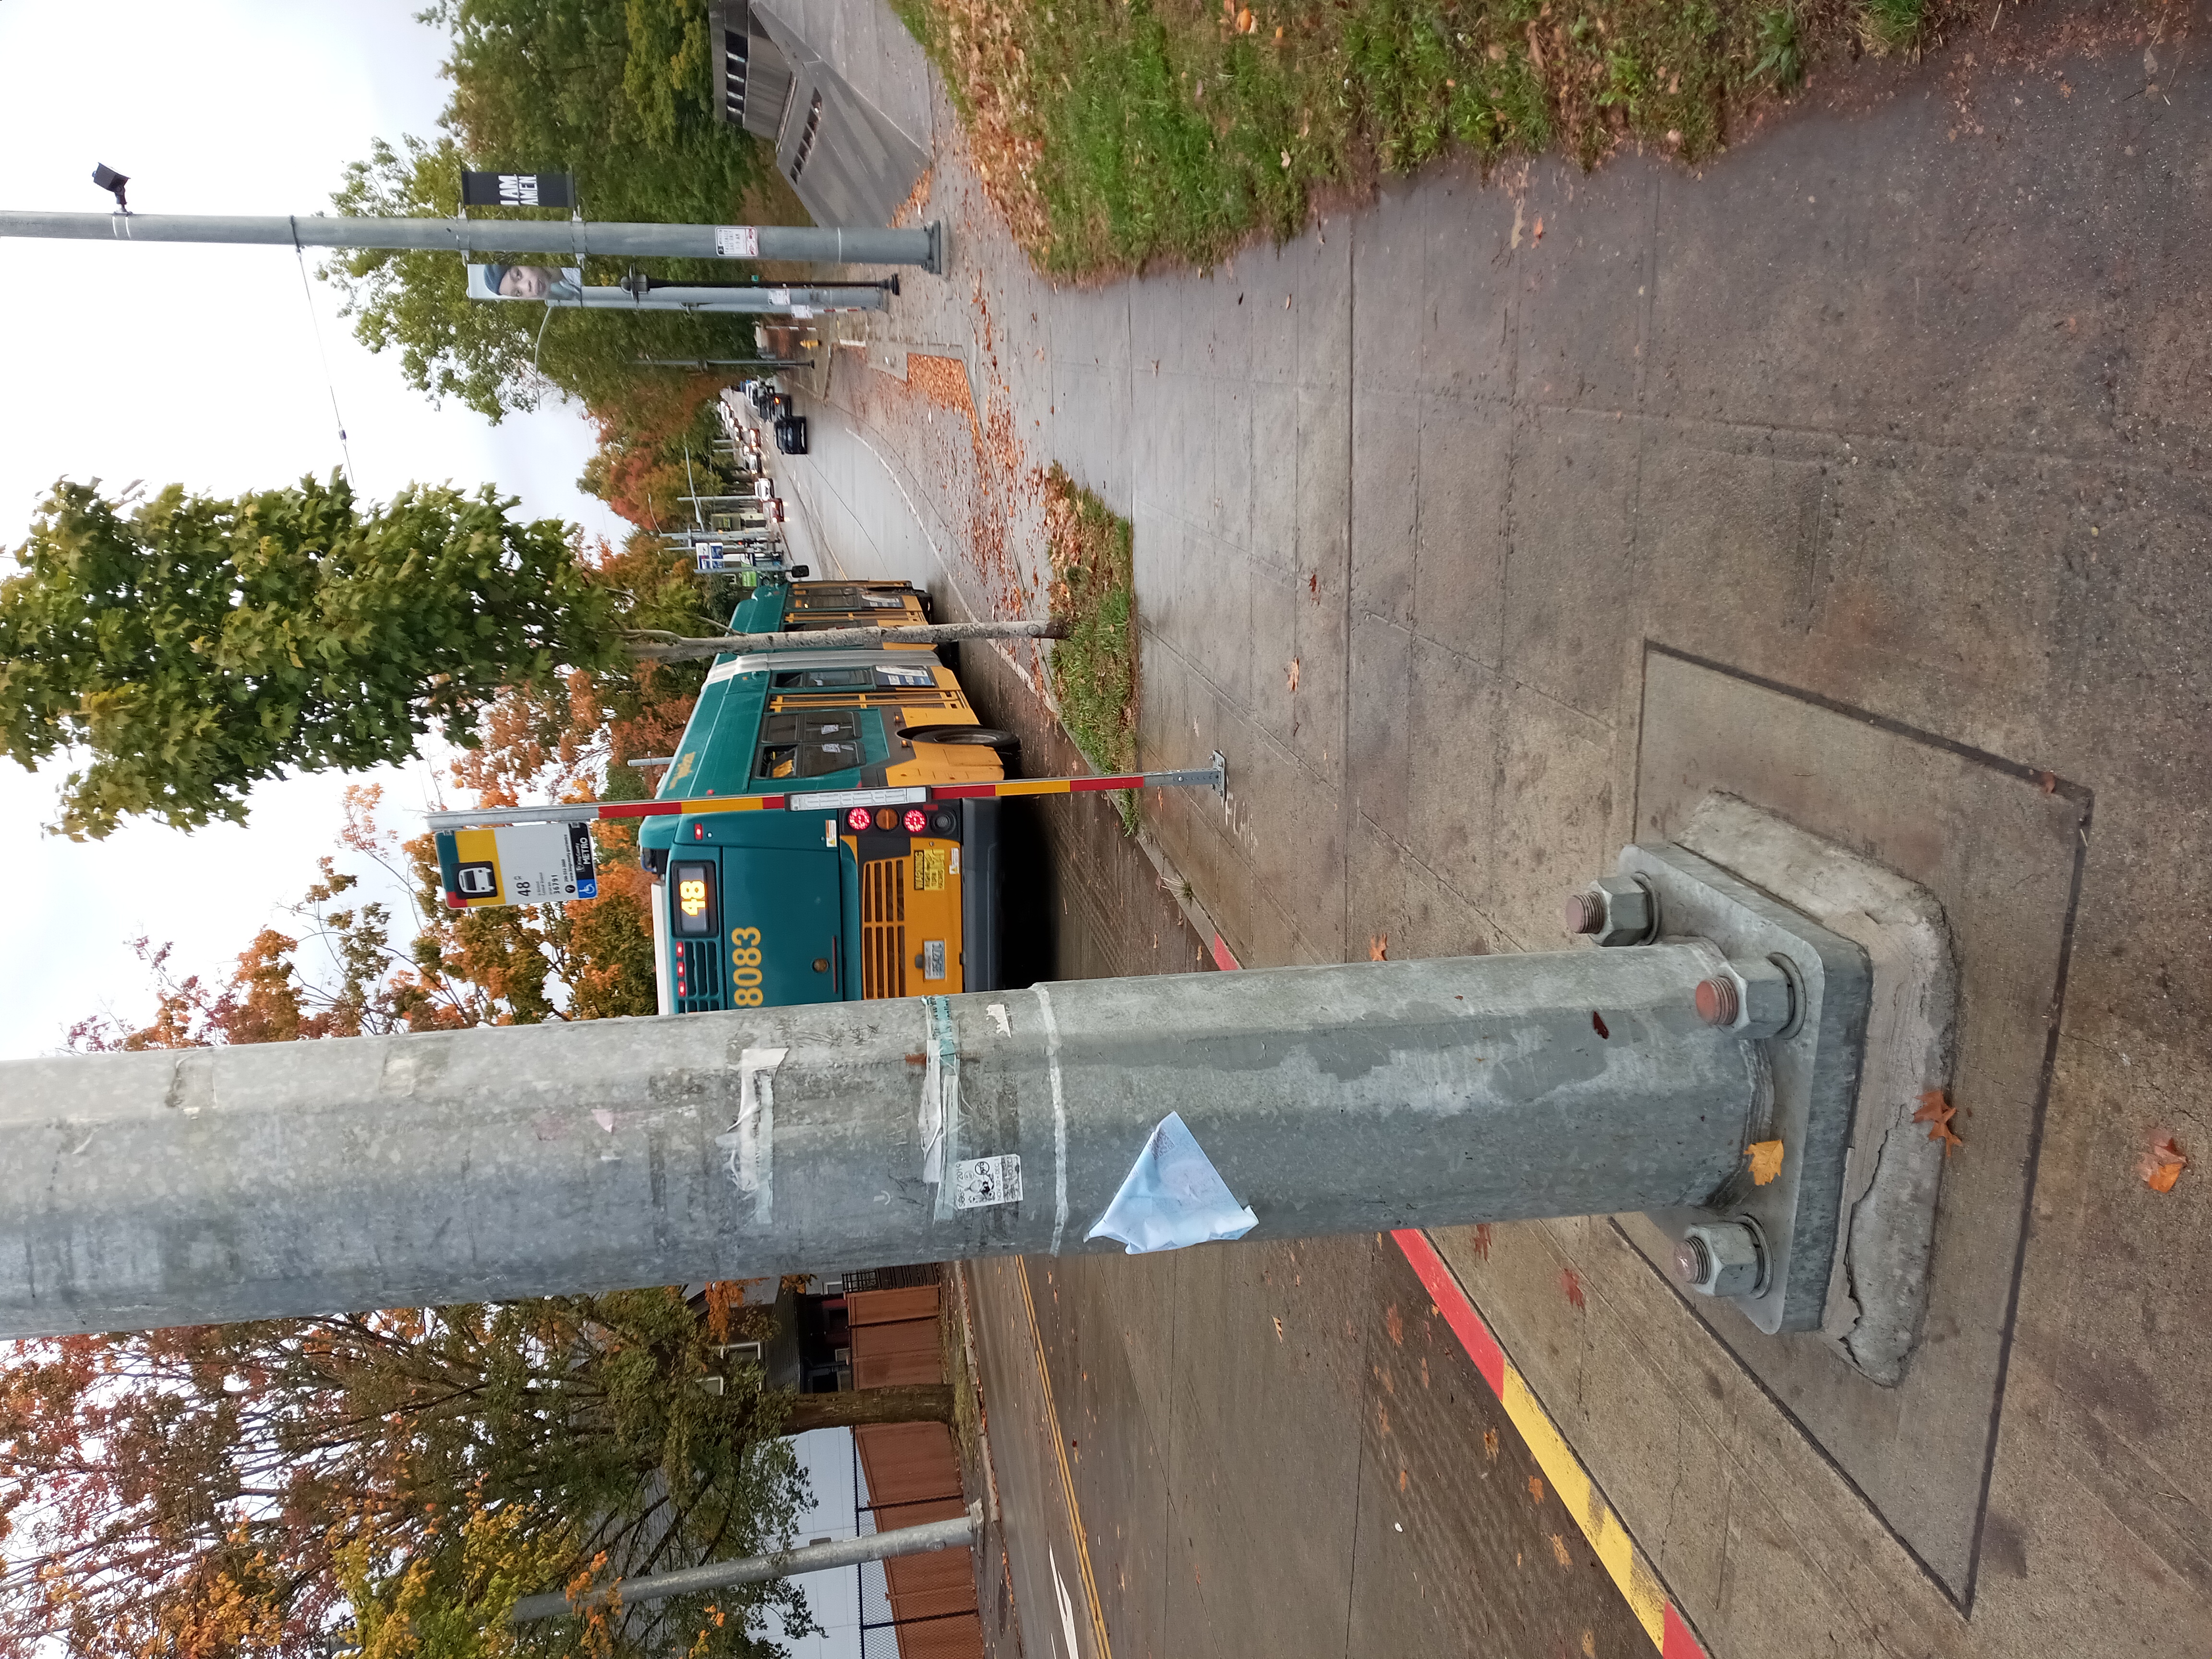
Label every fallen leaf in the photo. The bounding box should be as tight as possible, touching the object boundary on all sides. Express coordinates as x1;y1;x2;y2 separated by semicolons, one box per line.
1280;147;1292;169
2040;769;2057;793
1533;216;1545;240
1583;1632;1598;1659
1561;1267;1585;1311
1590;1010;1610;1039
2143;1134;2187;1193
1286;656;1301;692
1527;1475;1545;1503
1488;40;1507;60
1307;570;1319;598
1275;23;1284;37
1386;1303;1404;1346
1273;1315;1285;1340
1399;1467;1409;1491
1369;934;1388;962
1237;6;1253;30
1913;1089;1965;1156
1483;1427;1501;1461
1473;1221;1494;1261
1550;1533;1575;1568
1745;1139;1785;1185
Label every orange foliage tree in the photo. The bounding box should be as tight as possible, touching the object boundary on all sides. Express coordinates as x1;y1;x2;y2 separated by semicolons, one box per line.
0;1294;807;1659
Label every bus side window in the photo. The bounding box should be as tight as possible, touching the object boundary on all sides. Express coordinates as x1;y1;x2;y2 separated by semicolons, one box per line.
770;667;872;690
757;710;863;780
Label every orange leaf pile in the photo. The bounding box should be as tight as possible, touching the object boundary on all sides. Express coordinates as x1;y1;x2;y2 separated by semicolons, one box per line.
1913;1089;1965;1156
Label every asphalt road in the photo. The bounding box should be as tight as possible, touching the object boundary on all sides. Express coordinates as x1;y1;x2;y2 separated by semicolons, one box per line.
961;1239;1653;1659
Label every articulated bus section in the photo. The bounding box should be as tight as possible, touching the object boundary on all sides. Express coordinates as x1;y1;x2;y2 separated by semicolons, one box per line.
642;578;1013;1015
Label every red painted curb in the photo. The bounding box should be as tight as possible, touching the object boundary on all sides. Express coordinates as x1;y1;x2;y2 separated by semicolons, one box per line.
1389;1228;1712;1659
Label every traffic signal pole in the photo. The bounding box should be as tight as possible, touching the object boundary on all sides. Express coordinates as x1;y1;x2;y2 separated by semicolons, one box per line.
0;946;1776;1340
0;211;945;273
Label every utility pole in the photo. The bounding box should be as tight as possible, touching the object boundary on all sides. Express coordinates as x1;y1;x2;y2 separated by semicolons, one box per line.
0;211;944;273
0;933;1831;1340
638;358;813;370
500;281;890;314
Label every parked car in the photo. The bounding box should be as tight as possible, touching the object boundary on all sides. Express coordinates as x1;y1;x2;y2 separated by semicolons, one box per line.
775;415;809;455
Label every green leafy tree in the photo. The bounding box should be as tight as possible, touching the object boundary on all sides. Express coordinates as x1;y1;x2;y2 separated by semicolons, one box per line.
0;475;620;840
323;0;787;421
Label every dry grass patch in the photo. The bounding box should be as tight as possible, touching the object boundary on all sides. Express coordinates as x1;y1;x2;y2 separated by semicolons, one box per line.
1042;467;1139;825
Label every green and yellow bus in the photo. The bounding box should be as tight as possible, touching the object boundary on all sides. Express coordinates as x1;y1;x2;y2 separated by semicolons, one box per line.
640;578;1018;1014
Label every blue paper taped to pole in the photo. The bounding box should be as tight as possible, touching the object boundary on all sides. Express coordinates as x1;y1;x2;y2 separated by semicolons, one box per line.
1085;1112;1258;1254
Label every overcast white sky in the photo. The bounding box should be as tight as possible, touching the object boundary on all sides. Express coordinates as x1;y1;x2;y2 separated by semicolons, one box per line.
0;0;630;1058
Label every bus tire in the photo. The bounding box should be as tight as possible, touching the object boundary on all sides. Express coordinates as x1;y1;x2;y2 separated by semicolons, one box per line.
906;725;1020;765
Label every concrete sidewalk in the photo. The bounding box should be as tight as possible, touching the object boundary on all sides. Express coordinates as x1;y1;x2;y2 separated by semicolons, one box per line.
770;1;2212;1649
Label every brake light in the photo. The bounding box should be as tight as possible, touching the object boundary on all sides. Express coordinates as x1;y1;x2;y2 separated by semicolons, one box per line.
846;807;872;831
903;808;928;832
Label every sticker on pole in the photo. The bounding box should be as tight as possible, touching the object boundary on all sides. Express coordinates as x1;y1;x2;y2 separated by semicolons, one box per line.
1086;1112;1257;1254
435;822;599;910
715;226;760;258
952;1154;1022;1210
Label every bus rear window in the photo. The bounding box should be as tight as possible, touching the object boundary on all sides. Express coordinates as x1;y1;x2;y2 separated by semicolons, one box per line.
671;861;718;937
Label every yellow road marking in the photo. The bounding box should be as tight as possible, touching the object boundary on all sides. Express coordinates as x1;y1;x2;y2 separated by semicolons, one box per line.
1500;1366;1671;1647
1017;1260;1115;1659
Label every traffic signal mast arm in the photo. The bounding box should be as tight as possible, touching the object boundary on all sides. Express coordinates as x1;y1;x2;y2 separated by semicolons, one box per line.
0;210;945;272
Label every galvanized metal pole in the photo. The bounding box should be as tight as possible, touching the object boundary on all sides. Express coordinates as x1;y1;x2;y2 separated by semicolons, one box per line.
0;950;1762;1339
0;211;945;273
506;1505;979;1623
515;284;888;314
624;620;1070;661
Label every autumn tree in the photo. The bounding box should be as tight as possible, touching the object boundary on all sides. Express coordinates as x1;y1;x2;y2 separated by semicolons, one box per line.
0;1290;813;1659
0;475;620;841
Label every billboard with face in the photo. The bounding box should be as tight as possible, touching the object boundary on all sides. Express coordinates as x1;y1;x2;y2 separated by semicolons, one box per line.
465;264;584;302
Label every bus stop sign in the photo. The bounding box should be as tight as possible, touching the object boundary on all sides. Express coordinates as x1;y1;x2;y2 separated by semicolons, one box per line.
435;822;599;910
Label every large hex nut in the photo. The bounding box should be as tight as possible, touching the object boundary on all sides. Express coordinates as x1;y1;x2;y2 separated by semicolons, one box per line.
1693;954;1798;1038
1671;1220;1769;1298
1583;876;1655;946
